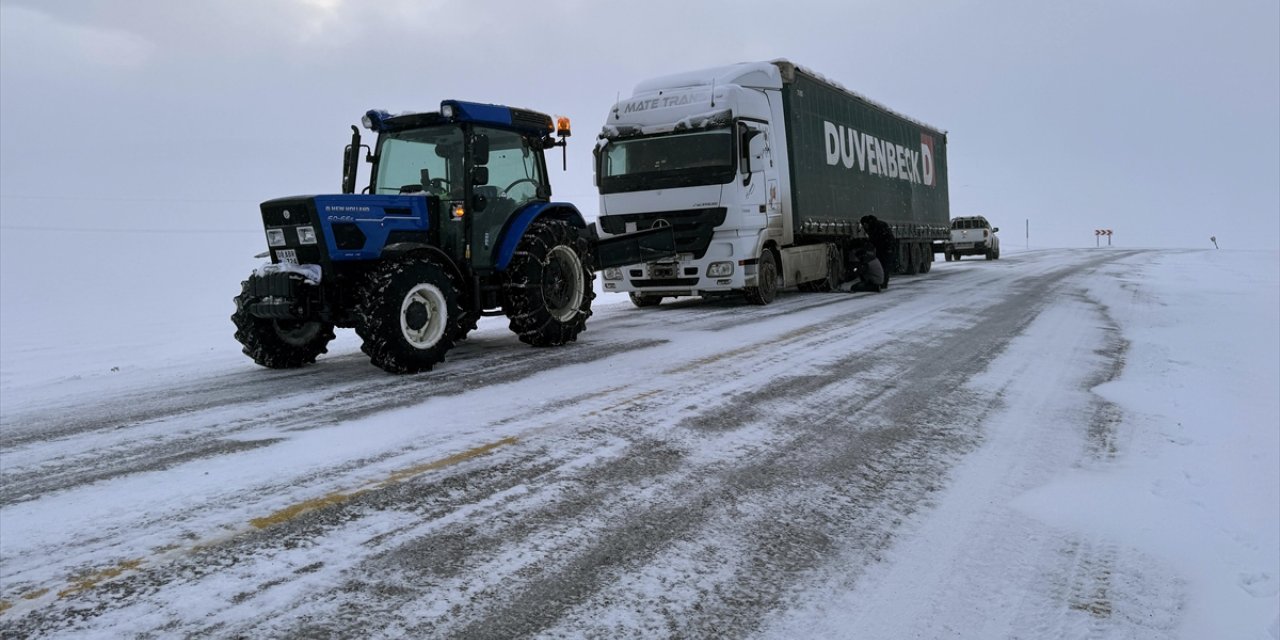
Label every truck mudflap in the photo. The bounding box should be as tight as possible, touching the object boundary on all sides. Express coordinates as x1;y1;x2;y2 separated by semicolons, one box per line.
592;225;678;271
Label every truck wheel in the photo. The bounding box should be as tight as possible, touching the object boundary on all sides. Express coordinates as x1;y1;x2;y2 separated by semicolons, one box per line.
904;243;920;275
745;250;778;305
355;258;462;373
232;280;336;369
952;252;962;262
629;292;663;308
503;219;596;346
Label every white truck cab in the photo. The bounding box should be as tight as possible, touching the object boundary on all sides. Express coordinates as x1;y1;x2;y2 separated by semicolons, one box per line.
594;63;794;305
945;216;1000;261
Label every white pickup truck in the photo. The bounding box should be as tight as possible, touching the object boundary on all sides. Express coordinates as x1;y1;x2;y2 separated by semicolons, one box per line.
945;216;1000;261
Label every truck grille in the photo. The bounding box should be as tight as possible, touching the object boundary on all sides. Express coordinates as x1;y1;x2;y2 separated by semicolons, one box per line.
598;207;726;260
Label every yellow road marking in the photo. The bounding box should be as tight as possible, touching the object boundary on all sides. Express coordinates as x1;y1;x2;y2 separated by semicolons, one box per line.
3;436;519;615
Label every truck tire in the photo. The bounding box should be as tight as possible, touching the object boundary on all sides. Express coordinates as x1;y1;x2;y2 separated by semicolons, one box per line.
502;219;596;346
904;243;921;275
920;250;932;273
985;248;995;261
944;251;953;262
745;250;778;305
232;280;336;369
629;292;663;308
355;258;462;374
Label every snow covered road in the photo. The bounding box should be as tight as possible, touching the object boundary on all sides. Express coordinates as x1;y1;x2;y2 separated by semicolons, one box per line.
1;248;1276;638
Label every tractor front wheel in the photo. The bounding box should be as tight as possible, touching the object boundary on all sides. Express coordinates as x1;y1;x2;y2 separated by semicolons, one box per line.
232;279;335;369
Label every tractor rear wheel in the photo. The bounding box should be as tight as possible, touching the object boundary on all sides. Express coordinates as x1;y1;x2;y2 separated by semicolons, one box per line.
232;279;335;369
355;258;462;373
503;219;596;346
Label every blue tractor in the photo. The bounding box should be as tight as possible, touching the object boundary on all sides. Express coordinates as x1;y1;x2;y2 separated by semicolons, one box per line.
232;100;673;374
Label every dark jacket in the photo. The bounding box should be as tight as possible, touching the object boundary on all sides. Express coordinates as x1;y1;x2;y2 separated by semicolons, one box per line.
859;215;896;274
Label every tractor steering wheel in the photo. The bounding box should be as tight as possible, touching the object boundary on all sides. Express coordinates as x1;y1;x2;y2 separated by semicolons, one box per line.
500;178;540;197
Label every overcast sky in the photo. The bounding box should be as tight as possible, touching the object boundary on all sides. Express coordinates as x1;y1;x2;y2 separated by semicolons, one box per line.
2;0;1277;249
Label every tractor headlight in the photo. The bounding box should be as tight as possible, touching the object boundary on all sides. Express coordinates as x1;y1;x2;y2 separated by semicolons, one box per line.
706;261;734;277
266;228;287;247
603;267;623;281
296;226;318;245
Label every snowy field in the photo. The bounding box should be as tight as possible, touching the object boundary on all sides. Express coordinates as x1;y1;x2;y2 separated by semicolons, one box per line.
0;228;1277;638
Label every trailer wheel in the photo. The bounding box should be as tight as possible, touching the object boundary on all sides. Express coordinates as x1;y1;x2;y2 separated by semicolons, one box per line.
232;279;336;369
904;243;921;275
503;219;596;346
815;245;844;291
355;258;462;373
745;250;778;305
920;249;933;273
629;292;663;308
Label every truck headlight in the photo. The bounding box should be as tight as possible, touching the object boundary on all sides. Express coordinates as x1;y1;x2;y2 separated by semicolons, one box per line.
296;226;318;245
706;261;734;277
603;267;623;281
266;228;287;247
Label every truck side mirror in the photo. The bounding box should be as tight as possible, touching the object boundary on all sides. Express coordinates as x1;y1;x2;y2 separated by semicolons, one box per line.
472;134;490;166
740;127;762;186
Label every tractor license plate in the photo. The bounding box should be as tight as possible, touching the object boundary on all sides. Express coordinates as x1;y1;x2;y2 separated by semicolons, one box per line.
276;249;298;265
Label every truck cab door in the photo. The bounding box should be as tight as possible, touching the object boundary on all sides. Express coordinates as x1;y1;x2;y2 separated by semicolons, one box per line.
740;122;782;235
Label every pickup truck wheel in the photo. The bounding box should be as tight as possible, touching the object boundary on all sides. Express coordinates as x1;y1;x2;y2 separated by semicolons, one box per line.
745;250;778;305
503;219;596;346
986;248;995;260
952;252;962;262
629;292;663;308
355;258;461;373
232;279;336;369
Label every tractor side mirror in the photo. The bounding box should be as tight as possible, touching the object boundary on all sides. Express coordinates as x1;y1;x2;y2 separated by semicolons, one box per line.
471;166;489;186
472;134;490;166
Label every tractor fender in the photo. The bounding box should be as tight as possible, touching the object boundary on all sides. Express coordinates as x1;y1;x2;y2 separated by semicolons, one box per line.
494;202;587;271
381;242;466;285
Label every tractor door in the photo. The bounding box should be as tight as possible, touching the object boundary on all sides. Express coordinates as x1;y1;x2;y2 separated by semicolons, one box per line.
467;126;548;273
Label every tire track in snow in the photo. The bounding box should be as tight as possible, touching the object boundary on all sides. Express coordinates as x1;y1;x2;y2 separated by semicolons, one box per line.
0;250;1144;638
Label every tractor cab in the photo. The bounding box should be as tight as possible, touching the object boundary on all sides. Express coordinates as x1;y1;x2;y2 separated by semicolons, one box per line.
348;101;568;273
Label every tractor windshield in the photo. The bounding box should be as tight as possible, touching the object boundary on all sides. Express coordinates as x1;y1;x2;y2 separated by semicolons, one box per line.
374;126;466;197
597;127;735;194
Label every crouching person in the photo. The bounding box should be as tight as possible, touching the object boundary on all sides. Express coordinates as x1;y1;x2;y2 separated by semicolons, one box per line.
841;247;885;293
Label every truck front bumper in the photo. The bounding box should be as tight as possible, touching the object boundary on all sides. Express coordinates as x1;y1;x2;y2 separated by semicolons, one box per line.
600;234;760;297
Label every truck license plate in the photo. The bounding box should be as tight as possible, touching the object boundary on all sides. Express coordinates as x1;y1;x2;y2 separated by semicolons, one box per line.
277;249;298;265
650;264;676;279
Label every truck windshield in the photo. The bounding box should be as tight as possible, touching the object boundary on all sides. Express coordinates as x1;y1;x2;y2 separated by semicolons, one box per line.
598;127;735;194
374;126;465;197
